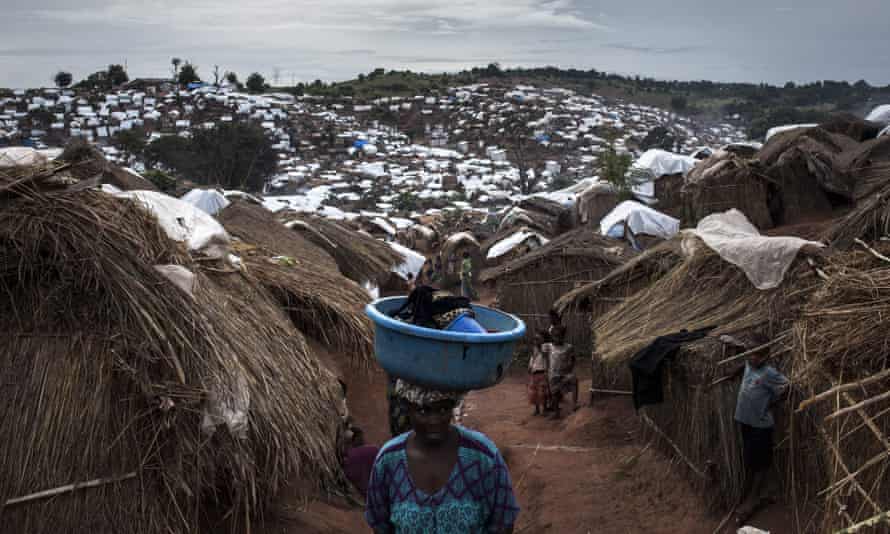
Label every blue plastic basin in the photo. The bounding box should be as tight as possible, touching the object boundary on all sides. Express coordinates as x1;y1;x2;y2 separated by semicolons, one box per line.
366;297;527;390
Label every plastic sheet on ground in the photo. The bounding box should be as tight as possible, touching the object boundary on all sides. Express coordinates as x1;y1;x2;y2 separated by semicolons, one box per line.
181;188;231;215
688;209;823;290
600;201;680;240
116;190;230;258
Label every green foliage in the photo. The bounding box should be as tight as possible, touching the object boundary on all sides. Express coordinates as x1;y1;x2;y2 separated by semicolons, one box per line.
54;71;73;88
747;106;833;140
142;169;177;194
144;124;276;192
107;64;128;87
113;127;147;161
246;72;266;94
670;95;687;111
599;137;634;199
177;62;201;85
394;191;419;212
640;126;680;152
28;109;56;128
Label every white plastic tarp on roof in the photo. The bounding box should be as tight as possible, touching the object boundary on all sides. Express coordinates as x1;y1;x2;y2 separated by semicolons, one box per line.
389;241;426;280
866;105;890;125
764;124;818;142
600;200;680;240
446;231;481;248
0;146;46;168
631;149;697;200
487;230;549;260
880;125;890;138
372;217;397;236
688;209;823;290
116;190;230;258
181;188;231;215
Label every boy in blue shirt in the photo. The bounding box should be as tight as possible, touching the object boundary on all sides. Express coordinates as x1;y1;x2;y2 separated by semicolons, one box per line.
727;333;789;525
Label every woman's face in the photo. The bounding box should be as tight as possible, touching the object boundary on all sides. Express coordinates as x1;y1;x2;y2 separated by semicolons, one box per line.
409;400;455;446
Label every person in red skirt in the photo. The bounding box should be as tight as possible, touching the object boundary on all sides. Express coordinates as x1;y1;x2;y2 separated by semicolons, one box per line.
527;330;551;416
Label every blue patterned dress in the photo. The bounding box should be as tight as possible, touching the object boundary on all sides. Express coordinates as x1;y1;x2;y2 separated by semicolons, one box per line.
365;426;520;534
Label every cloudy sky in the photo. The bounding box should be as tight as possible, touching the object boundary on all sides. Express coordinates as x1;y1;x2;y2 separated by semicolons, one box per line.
2;0;889;88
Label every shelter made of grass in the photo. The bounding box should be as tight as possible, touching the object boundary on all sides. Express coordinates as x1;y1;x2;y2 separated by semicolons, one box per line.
0;174;344;533
480;227;634;355
589;235;829;524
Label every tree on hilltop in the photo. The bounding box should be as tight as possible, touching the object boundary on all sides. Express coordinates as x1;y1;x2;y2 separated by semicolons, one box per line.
246;73;266;94
53;71;73;88
171;58;182;80
178;62;201;85
107;64;129;87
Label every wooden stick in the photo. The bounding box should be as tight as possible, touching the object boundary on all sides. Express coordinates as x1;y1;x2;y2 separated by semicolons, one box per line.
817;427;883;515
4;472;137;507
711;506;737;534
639;410;709;480
854;238;890;265
798;368;890;412
716;335;790;366
834;510;890;533
589;388;633;396
826;390;890;422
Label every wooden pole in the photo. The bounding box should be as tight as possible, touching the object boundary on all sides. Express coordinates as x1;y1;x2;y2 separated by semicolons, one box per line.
797;368;890;412
4;472;137;507
639;410;709;480
716;333;788;366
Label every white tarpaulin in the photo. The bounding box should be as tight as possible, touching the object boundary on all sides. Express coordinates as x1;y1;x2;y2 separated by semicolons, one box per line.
764;124;818;142
689;209;823;290
389;241;426;280
153;265;196;296
116;190;230;258
866;104;890;125
487;230;549;260
181;188;231;215
600;201;680;240
631;149;697;200
0;147;46;168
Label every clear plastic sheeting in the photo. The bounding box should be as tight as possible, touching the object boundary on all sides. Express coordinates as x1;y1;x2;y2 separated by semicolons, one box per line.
180;188;231;215
153;265;196;296
201;372;250;438
116;190;230;258
688;209;824;290
600;200;680;240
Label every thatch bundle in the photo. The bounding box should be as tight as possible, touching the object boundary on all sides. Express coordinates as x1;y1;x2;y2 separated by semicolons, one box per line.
218;201;338;272
821;178;890;248
58;139;159;191
843;135;890;201
280;213;403;286
575;182;619;228
219;204;376;363
0;172;344;533
683;150;774;229
479;227;633;355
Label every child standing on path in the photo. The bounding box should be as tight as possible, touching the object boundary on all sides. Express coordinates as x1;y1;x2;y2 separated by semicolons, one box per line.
527;331;551;416
545;325;578;419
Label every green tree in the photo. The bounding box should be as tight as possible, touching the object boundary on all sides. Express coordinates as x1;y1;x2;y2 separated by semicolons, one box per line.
171;57;182;80
143;169;177;194
113;127;147;162
107;64;129;87
190;123;277;191
177;62;201;85
144;135;195;173
599;137;634;200
246;72;266;94
54;71;73;88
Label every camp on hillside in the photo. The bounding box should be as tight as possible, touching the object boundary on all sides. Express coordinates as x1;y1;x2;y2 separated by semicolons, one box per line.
479;226;634;354
0;161;347;534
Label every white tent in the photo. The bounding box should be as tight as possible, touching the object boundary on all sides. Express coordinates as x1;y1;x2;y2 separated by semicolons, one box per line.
630;149;697;201
600;200;680;241
487;230;549;260
181;188;231;215
865;104;890;125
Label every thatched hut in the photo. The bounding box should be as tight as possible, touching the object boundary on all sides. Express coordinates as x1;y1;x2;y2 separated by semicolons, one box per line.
0;164;345;534
280;213;403;286
575;182;620;228
479;227;634;355
586;232;827;516
440;231;483;287
683;150;774;229
396;224;438;255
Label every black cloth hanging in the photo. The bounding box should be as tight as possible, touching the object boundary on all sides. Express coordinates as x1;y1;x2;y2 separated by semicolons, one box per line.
629;327;713;410
389;286;471;329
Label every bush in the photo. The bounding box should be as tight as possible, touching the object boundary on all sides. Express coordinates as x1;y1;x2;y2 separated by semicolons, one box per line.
246;73;266;94
599;138;634;200
142;169;177;194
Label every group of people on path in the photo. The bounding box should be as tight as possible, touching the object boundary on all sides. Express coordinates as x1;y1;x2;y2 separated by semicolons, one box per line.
526;310;578;420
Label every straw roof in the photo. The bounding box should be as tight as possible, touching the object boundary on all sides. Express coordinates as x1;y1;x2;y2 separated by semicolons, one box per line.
441;231;482;261
58;139;159;191
218;200;338;272
821;177;890;248
280;212;404;285
479;227;633;283
0;169;344;533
